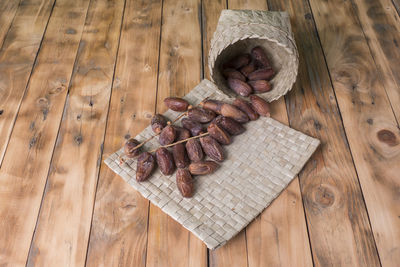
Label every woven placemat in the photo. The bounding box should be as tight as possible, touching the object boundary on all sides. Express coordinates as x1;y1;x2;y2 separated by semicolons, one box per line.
105;79;319;249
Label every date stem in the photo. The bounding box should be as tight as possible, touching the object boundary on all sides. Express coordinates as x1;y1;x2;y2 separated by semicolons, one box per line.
148;132;209;153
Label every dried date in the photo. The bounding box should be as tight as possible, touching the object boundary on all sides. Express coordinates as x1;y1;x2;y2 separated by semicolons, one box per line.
176;169;194;198
200;136;224;162
251;46;271;68
227;78;253;97
136;152;156;182
201;100;249;123
185;138;204;162
233;98;259;121
213;115;245;135
188;161;219;175
248;80;272;93
164;97;190;112
207;123;231;145
124;138;141;158
159;125;176;145
222;68;246;81
172;143;189;168
155;147;175;175
224;53;251;69
248;68;275;81
151;114;168;134
174;126;191;141
187;107;216;123
250;95;271;117
181;118;204;136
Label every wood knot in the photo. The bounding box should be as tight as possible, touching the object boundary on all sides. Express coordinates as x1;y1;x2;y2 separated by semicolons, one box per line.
74;135;83;145
314;186;335;208
377;129;398;146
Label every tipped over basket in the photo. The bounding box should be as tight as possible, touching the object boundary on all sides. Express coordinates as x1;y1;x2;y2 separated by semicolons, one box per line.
209;10;299;102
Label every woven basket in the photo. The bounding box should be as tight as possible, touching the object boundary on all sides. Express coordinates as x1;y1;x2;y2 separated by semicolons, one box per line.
209;10;299;102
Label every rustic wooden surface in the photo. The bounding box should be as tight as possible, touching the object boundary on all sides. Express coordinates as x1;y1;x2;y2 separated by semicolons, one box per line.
0;0;399;266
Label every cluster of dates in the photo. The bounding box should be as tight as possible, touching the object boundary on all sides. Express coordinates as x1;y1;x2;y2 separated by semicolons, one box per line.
223;46;275;97
124;94;270;198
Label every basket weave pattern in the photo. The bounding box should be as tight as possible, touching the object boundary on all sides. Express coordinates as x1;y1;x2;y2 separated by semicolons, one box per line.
105;80;319;249
209;10;299;102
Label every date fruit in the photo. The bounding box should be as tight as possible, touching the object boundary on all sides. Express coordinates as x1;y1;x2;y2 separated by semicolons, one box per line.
202;100;249;123
136;152;156;181
248;68;275;81
176;169;194;198
188;107;216;123
151;114;168;134
213;115;245;135
240;61;256;77
200;136;224;162
159;125;176;145
172;143;189;168
233;98;259;121
189;161;219;175
250;95;271;117
164;97;190;112
227;78;253;97
248;80;272;93
156;147;175;175
222;68;246;81
186;138;204;162
124;138;141;158
251;46;271;68
224;53;251;69
207;123;231;145
181;118;204;136
174;126;191;141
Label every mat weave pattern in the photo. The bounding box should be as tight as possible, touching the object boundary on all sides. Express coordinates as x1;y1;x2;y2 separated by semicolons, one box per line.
105;79;319;249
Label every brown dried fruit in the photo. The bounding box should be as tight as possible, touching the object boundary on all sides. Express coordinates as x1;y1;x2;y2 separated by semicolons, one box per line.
227;78;253;97
201;100;249;123
233;98;259;121
207;123;231;145
136;152;156;182
174;126;191;141
213;115;245;135
222;68;246;81
240;61;256;77
159;125;176;145
156;147;175;175
151;114;168;134
248;68;275;81
185;139;204;162
189;161;219;175
200;136;224;162
251;46;271;68
164;97;190;112
187;107;216;123
176;169;194;198
248;80;272;93
181;118;204;136
172;143;189;168
224;53;251;69
124;138;141;158
250;95;271;117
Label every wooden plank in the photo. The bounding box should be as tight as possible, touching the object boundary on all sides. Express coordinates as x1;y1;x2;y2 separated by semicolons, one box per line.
85;0;163;266
25;0;125;266
268;0;382;265
207;1;313;266
145;0;207;266
391;0;400;15
307;0;400;265
351;0;400;120
0;0;55;164
0;0;20;47
0;0;91;265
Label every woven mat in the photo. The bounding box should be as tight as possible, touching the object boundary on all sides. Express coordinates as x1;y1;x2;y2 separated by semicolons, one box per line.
105;79;320;249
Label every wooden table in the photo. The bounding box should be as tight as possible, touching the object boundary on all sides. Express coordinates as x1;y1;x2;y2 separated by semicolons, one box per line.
0;0;399;266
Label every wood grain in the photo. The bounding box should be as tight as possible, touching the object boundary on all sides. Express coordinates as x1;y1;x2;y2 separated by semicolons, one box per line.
0;0;55;164
26;0;125;266
0;0;20;47
351;0;400;120
268;0;382;266
0;0;91;265
85;0;163;266
146;0;207;266
308;0;400;265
